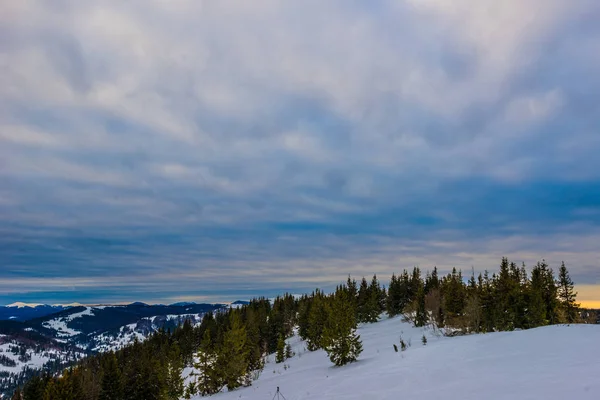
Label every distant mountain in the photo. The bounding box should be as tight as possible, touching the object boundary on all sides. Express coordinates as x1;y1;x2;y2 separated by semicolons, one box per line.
169;301;197;307
0;301;227;396
0;304;70;322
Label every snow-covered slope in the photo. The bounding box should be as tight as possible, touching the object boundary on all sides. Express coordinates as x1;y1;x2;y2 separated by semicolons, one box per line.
0;302;226;396
42;307;95;339
190;317;600;400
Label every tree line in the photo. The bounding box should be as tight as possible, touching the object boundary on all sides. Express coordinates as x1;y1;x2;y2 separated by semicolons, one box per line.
12;258;586;399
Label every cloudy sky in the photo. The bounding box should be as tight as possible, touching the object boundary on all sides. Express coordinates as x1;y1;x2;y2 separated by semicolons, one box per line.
1;0;599;307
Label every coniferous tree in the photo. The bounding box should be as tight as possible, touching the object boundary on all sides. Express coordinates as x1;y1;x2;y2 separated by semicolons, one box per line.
194;330;223;396
408;267;422;304
123;342;164;400
165;343;184;400
366;275;383;322
495;257;516;330
184;381;197;399
219;312;249;391
99;352;123;400
357;277;370;322
347;275;358;307
557;262;579;323
11;387;22;400
322;288;363;366
414;285;428;327
23;375;46;400
297;296;311;340
285;342;293;359
42;379;57;400
528;263;548;327
306;291;327;350
387;272;410;317
442;268;466;326
541;261;560;325
276;334;285;363
243;307;264;373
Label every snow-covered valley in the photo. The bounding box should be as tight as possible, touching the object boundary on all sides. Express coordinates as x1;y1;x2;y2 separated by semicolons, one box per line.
192;317;600;400
0;302;226;396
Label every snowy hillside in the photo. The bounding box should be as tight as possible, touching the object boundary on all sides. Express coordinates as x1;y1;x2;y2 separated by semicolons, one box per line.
189;317;600;400
0;302;226;396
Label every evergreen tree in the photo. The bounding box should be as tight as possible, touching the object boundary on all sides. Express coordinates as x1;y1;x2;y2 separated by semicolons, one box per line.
11;387;22;400
165;343;184;400
23;375;46;400
528;263;548;327
276;334;285;363
541;262;560;325
347;275;358;306
357;277;370;323
194;330;223;396
306;292;328;350
557;262;579;323
386;273;409;317
218;312;249;391
408;267;422;304
425;266;440;293
366;275;383;322
99;352;123;400
414;285;428;327
297;297;311;340
322;289;363;366
495;257;516;330
123;343;164;400
42;379;57;400
55;371;74;400
285;342;294;359
243;307;264;373
442;268;466;324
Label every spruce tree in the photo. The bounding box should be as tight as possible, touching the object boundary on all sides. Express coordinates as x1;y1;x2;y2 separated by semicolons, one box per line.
528;263;548;327
218;312;249;391
557;262;579;323
276;334;285;363
194;330;223;396
285;342;294;359
55;370;74;400
414;285;428;327
366;275;383;322
541;262;560;325
42;379;57;400
322;289;363;366
99;353;123;400
165;343;184;400
11;387;22;400
23;375;46;400
306;292;327;350
386;273;407;317
357;277;370;322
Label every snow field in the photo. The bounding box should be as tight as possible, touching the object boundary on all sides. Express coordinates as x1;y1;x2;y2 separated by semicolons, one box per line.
189;316;599;400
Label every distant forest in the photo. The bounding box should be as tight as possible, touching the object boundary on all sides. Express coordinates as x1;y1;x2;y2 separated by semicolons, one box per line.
12;258;595;400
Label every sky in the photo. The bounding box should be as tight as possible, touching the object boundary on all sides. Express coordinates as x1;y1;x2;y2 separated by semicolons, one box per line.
1;0;599;307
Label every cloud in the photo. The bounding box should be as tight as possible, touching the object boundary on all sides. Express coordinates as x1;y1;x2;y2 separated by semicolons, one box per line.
1;0;599;304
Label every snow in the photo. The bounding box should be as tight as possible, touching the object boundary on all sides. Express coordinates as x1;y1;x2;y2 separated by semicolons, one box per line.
3;302;83;308
58;302;85;307
42;307;95;337
189;317;600;400
0;342;83;375
5;302;43;308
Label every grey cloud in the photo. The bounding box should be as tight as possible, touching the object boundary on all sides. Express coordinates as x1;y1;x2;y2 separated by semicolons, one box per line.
1;1;600;302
